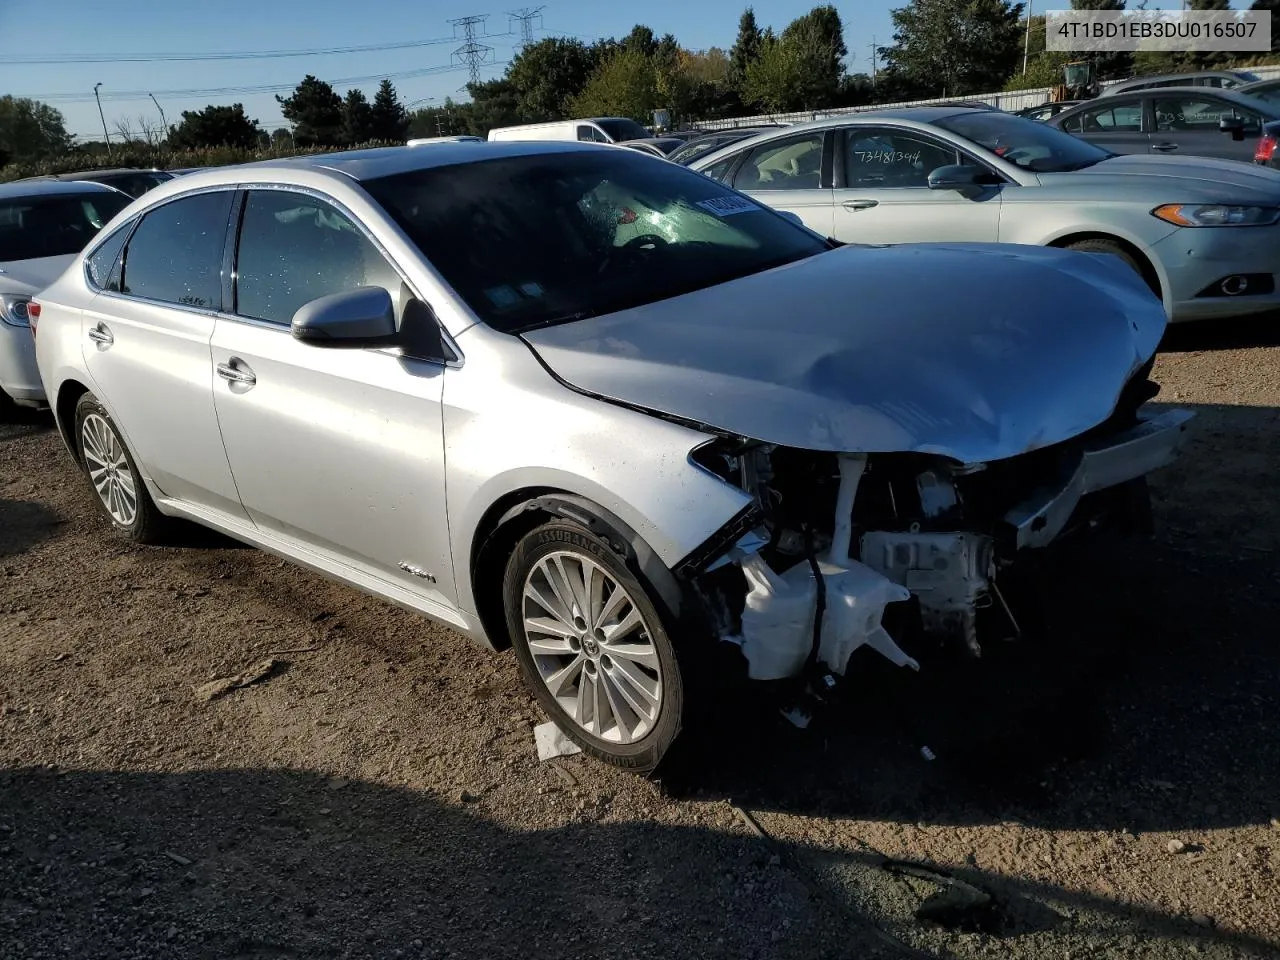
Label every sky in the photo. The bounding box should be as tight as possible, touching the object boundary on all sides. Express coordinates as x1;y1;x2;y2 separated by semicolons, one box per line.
0;0;1249;141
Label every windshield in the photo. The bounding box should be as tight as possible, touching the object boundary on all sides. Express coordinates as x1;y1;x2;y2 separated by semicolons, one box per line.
87;171;173;198
362;150;828;334
934;110;1113;172
0;191;132;262
596;118;650;142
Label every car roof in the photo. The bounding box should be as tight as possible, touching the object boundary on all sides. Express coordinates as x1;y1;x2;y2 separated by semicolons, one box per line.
51;167;169;178
1110;70;1251;86
1059;84;1280;114
0;178;123;200
745;104;998;134
223;140;620;183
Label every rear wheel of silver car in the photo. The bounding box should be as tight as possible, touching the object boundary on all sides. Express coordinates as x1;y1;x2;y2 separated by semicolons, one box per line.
74;393;171;544
503;520;683;774
0;387;17;422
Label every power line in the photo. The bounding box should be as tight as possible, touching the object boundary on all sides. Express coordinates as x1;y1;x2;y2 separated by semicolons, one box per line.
21;60;509;104
508;6;546;51
0;33;509;66
449;15;496;88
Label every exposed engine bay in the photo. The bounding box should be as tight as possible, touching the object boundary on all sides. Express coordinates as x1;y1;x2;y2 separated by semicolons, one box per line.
685;380;1194;705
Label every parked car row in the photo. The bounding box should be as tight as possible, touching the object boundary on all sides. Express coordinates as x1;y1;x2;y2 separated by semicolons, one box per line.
687;104;1280;326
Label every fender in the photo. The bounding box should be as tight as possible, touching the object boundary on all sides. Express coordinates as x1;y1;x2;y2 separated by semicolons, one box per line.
494;493;688;620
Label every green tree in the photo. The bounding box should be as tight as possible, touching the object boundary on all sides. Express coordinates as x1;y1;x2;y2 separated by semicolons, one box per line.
569;48;659;121
342;89;373;144
169;103;259;149
883;0;1025;97
504;37;600;120
0;95;73;165
466;78;522;134
369;79;410;142
1252;0;1280;52
730;7;764;91
270;127;294;148
743;6;849;111
622;25;658;58
276;75;344;146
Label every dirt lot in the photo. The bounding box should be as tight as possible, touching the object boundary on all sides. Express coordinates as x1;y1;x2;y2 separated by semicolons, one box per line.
2;321;1279;960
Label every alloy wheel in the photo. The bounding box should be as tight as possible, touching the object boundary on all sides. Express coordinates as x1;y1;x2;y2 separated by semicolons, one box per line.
521;550;664;743
81;412;138;527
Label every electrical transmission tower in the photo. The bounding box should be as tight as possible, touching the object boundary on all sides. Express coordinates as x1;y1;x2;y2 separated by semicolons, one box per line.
507;6;545;51
449;15;495;87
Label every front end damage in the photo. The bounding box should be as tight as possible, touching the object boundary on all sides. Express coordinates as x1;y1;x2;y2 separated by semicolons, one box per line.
678;386;1193;719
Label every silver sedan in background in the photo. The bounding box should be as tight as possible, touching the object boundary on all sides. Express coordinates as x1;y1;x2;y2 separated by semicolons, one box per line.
690;106;1280;324
32;142;1190;772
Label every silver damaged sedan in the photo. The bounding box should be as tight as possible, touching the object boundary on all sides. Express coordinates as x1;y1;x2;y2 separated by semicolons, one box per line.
32;142;1193;772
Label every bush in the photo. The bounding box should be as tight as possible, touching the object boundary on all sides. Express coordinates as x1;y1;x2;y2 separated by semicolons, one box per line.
0;140;405;183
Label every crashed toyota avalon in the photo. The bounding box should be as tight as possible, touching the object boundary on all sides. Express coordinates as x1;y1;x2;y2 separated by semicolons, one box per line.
32;142;1192;772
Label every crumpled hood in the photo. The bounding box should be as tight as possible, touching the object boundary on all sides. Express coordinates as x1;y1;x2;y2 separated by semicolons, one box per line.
522;242;1167;463
0;254;76;296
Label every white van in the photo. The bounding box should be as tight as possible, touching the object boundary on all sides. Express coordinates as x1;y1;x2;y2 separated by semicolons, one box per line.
486;117;651;144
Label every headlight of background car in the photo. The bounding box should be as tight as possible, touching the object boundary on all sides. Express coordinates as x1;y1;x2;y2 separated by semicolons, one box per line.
0;295;31;328
1152;203;1280;227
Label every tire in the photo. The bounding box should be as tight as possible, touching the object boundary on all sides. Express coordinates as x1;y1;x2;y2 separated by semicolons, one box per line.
73;392;172;544
503;519;684;774
0;387;16;423
1065;238;1157;296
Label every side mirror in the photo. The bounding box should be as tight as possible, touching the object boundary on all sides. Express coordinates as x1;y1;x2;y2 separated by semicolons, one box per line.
927;164;986;191
1220;116;1245;140
291;287;399;348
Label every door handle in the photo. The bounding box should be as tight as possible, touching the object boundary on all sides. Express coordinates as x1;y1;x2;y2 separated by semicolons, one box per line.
87;324;113;347
1151;142;1179;152
216;360;257;386
842;199;879;211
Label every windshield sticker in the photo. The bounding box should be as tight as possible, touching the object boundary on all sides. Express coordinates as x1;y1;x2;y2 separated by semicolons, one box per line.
853;149;923;165
483;285;522;309
518;282;545;299
696;195;760;217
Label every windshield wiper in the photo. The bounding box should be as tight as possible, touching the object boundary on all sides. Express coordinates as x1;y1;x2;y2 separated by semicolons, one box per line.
509;311;596;334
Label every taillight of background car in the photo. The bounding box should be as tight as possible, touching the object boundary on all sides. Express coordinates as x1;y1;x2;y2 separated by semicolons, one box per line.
1255;134;1277;164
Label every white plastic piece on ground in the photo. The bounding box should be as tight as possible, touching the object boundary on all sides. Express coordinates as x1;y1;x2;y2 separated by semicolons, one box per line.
738;551;816;680
534;720;582;760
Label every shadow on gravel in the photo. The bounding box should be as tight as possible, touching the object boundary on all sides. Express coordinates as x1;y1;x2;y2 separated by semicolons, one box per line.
1160;314;1280;353
0;498;62;557
657;402;1280;839
0;767;1275;960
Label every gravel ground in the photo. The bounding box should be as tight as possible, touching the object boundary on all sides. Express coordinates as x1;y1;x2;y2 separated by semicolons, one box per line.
1;321;1279;960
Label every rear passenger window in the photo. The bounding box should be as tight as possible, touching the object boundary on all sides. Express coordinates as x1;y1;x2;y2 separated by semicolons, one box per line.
120;192;232;309
1062;103;1144;133
86;219;133;292
233;190;403;326
734;134;825;190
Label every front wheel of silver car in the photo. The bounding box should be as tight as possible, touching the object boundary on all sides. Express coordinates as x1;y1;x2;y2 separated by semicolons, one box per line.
503;520;683;774
74;393;172;544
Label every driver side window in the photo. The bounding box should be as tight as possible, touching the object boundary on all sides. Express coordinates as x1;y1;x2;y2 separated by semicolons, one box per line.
234;190;404;327
844;129;957;188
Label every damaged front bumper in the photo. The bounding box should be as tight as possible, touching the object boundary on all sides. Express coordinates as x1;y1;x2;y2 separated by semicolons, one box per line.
685;405;1195;688
1002;408;1193;550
